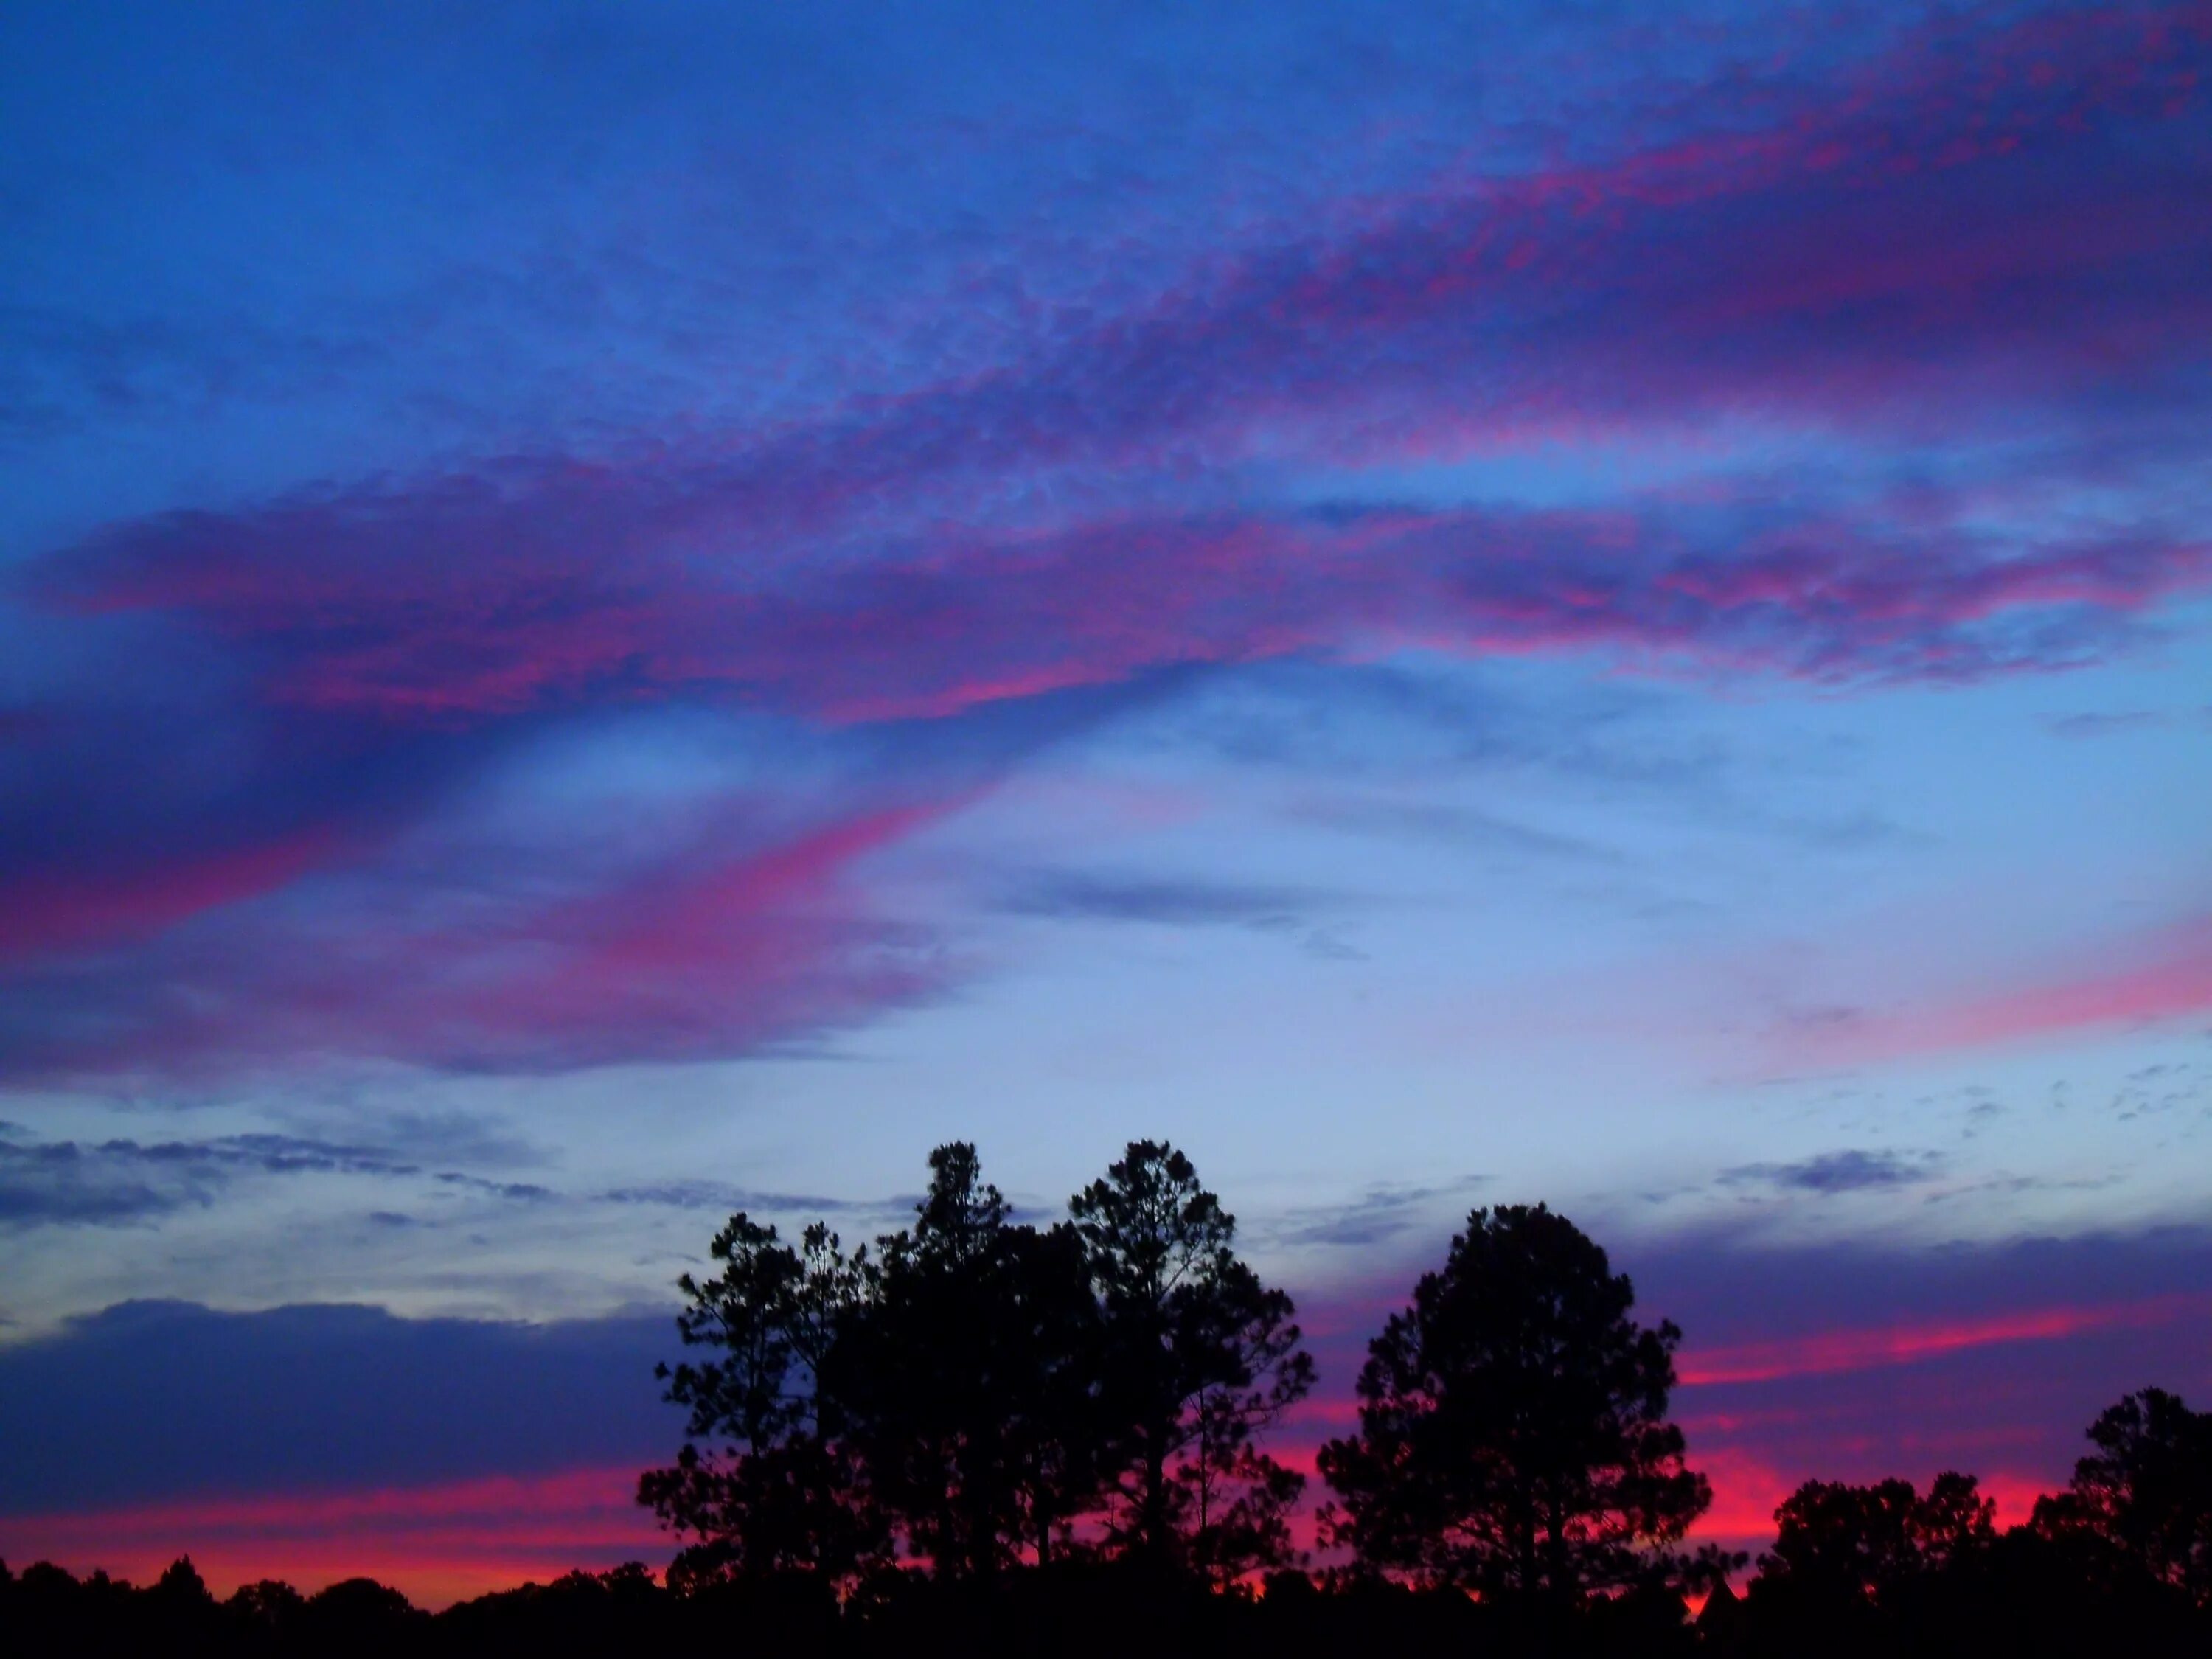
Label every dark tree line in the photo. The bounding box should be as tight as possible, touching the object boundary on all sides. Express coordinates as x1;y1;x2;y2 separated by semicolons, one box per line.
1698;1382;2212;1657
636;1141;1315;1593
6;1147;2210;1656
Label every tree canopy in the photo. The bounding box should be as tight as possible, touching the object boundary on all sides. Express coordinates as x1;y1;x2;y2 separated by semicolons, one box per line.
627;1152;2212;1655
641;1139;1311;1590
2033;1386;2212;1606
1071;1139;1314;1582
1754;1471;1996;1607
1317;1202;1728;1605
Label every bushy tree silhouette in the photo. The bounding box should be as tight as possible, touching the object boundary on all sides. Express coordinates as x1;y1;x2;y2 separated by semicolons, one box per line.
2033;1386;2212;1606
1070;1139;1315;1583
638;1212;881;1589
832;1143;1105;1579
621;1150;2212;1655
1318;1203;1731;1608
1754;1472;1994;1608
642;1139;1309;1593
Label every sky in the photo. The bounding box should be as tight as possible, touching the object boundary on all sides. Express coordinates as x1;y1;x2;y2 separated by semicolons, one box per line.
1;0;2209;1607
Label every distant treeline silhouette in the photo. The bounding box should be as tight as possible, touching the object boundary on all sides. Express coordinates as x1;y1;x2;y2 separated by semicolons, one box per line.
5;1141;2208;1657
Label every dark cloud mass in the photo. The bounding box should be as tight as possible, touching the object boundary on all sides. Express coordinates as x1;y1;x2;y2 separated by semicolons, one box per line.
1721;1148;1944;1194
998;871;1326;928
0;1301;676;1513
0;1133;422;1228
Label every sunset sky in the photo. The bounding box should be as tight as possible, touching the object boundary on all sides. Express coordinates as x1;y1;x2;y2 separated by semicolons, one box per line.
2;0;2209;1606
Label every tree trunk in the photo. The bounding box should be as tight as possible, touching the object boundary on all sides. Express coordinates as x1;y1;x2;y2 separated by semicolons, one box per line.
1144;1426;1169;1557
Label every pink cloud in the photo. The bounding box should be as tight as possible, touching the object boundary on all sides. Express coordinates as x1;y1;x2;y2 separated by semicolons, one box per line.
8;0;2208;1088
1784;917;2212;1065
32;6;2209;737
0;827;350;963
1912;922;2212;1052
1677;1293;2210;1386
3;799;961;1080
444;800;959;1060
1045;1;2211;464
46;500;2212;734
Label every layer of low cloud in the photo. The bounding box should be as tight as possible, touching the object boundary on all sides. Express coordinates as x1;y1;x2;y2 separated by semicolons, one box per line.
4;1225;2205;1564
998;870;1326;929
0;1133;424;1228
0;1301;675;1514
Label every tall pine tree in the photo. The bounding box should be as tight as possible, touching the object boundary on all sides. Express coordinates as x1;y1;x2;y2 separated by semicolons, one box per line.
1071;1140;1314;1582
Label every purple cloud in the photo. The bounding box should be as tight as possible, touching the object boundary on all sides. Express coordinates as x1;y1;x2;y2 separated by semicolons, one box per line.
0;799;959;1082
4;0;2207;1084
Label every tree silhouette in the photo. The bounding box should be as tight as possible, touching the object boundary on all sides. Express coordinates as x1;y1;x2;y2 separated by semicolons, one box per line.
638;1212;881;1588
1069;1139;1315;1583
644;1145;1107;1585
1756;1472;1995;1606
643;1138;1323;1591
1318;1203;1728;1607
830;1142;1105;1580
2034;1386;2212;1605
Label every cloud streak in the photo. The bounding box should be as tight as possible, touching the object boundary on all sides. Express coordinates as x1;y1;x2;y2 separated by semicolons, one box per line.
0;800;959;1081
1676;1293;2211;1385
1778;917;2212;1065
2;0;2207;1085
1719;1149;1943;1195
0;1133;426;1228
45;499;2212;731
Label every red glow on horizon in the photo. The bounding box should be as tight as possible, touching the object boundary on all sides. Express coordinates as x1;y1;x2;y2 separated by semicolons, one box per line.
1672;1448;2052;1568
0;1445;2075;1606
0;1467;663;1612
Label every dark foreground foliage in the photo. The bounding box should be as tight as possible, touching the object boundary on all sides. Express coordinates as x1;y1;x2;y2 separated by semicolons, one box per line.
640;1141;1731;1607
641;1141;1317;1592
7;1544;2212;1659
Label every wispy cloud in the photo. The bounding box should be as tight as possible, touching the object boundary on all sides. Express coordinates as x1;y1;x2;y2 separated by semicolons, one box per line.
1263;1175;1487;1249
998;870;1324;928
1719;1148;1943;1195
0;800;962;1082
1777;917;2212;1065
596;1180;892;1216
1;0;2206;1088
1677;1293;2208;1385
0;1133;424;1228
